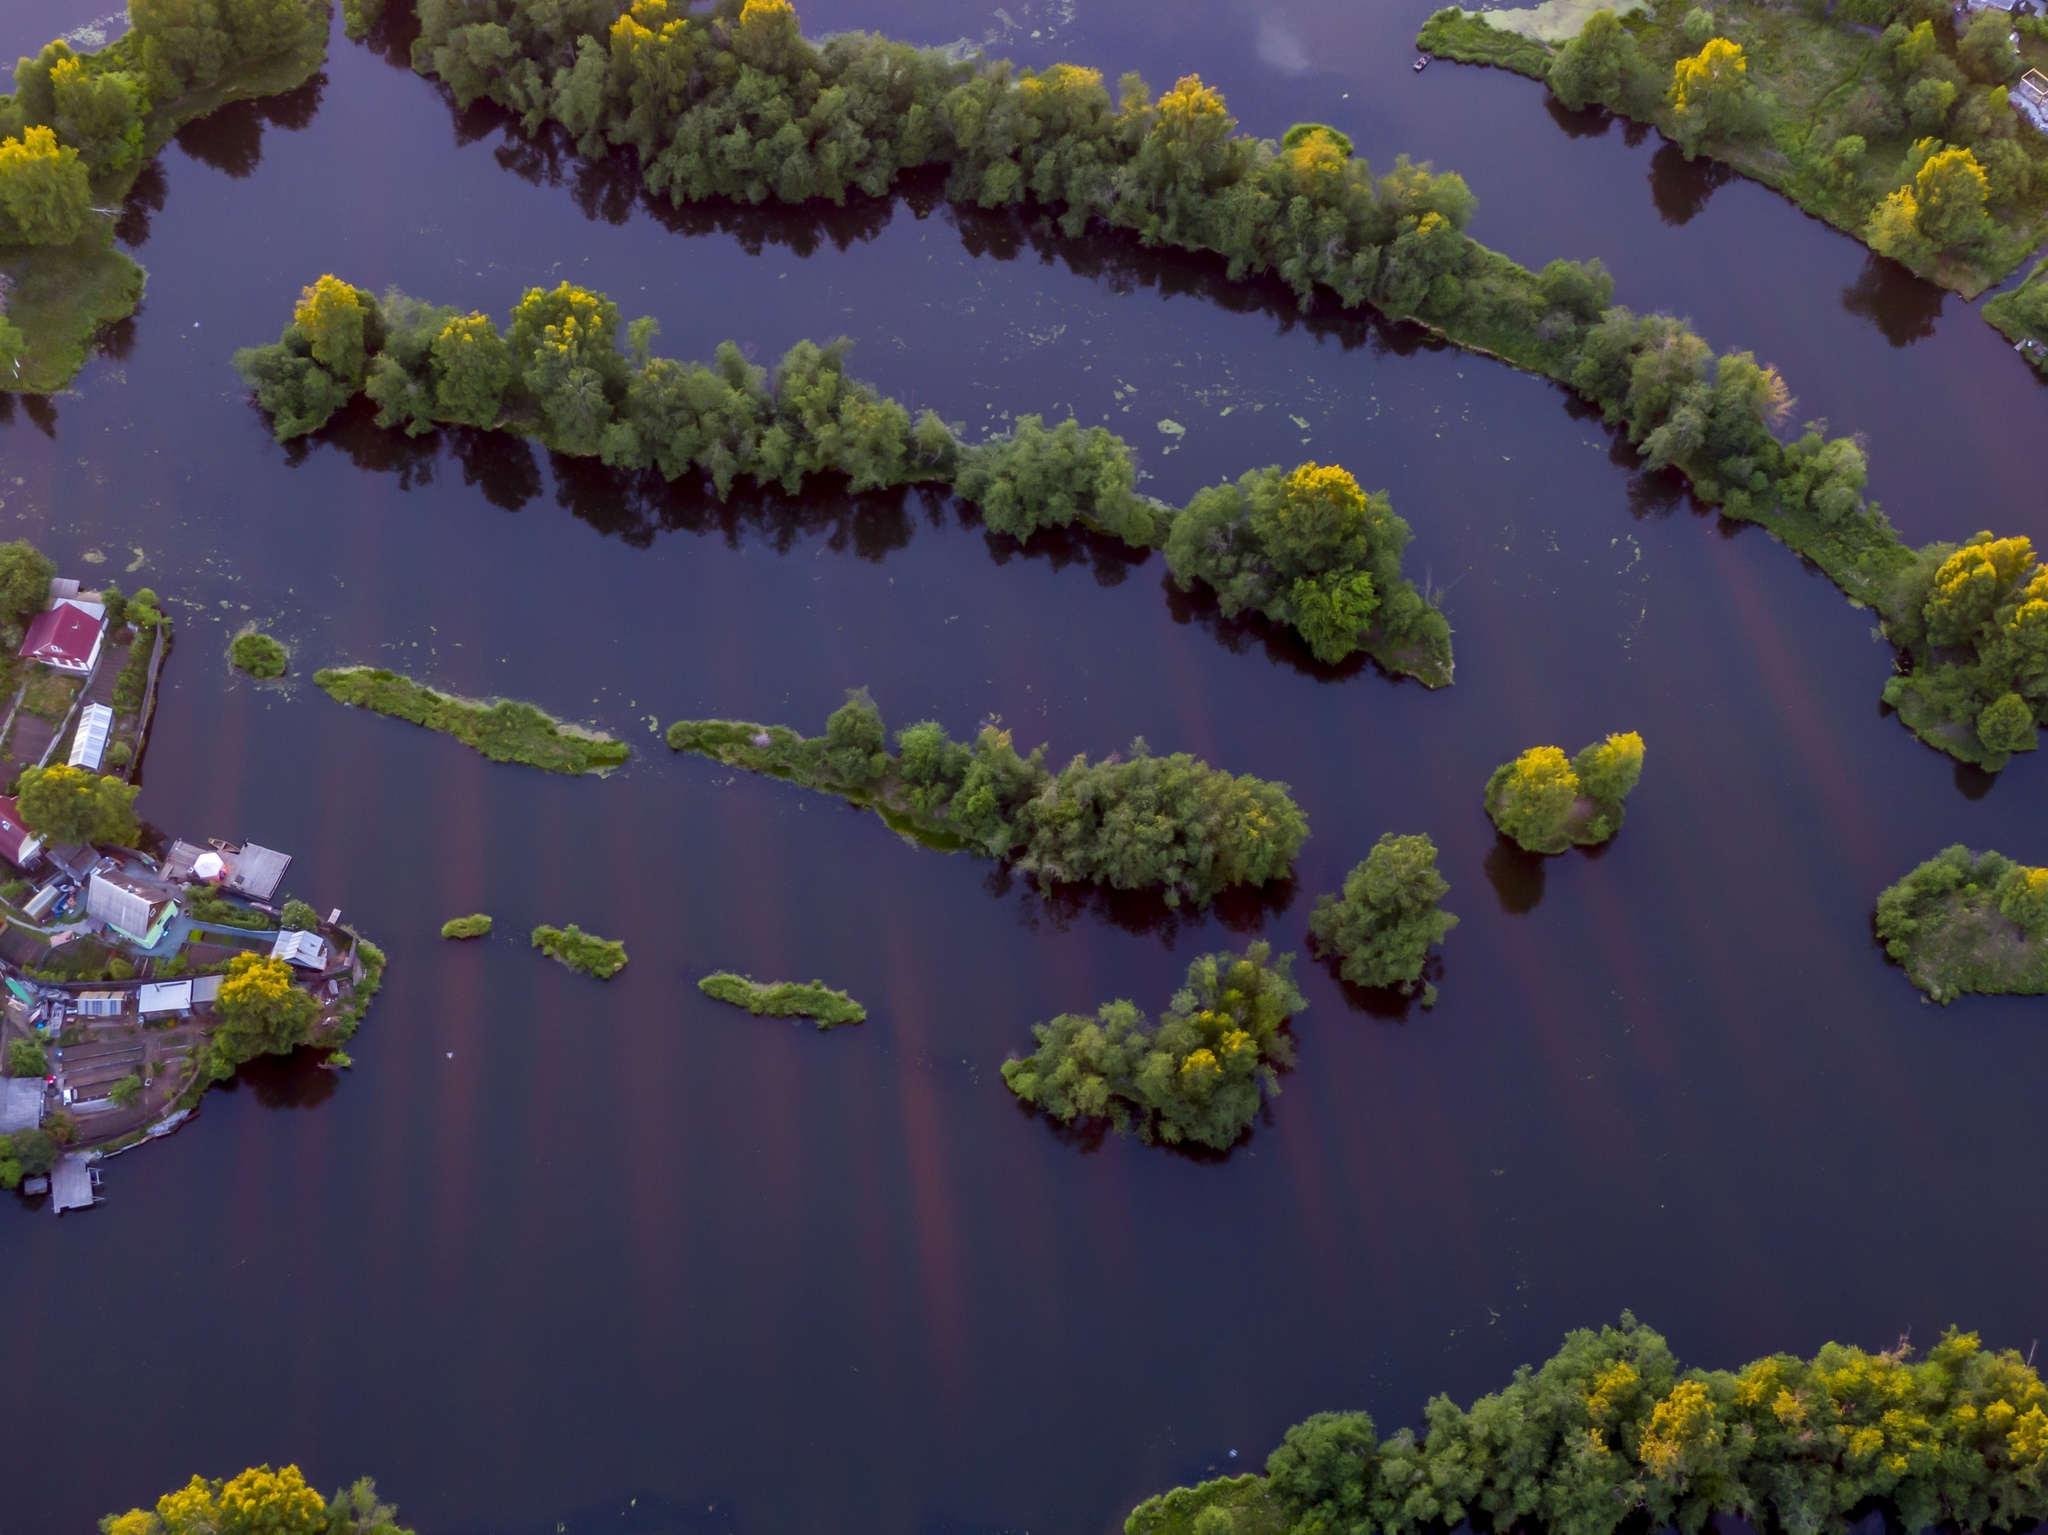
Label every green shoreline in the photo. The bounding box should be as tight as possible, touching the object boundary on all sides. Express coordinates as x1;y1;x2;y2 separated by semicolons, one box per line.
1129;1314;2048;1535
357;0;2043;768
314;666;629;774
3;3;333;392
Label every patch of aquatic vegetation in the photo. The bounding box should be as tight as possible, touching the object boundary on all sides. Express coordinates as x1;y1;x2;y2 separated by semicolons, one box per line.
699;972;867;1028
314;666;630;775
531;924;628;979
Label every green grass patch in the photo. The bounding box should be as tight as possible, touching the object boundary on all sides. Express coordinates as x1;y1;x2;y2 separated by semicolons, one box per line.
0;235;144;393
316;667;629;775
229;630;287;678
440;913;492;940
1418;7;1558;74
698;972;867;1029
1125;1475;1290;1535
531;924;628;980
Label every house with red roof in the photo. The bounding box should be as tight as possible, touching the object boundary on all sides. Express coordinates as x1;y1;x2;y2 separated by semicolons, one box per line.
18;599;105;675
0;796;45;871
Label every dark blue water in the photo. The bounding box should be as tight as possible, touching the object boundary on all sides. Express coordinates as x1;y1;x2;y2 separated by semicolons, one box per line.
2;2;2045;1532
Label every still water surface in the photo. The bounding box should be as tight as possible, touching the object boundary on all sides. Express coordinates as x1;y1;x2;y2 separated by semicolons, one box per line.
2;1;2045;1531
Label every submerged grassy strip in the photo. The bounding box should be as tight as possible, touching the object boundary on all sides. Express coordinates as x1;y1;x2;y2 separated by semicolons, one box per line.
440;913;492;939
2;0;332;391
1420;0;2048;300
314;667;629;774
699;973;866;1028
532;924;628;979
667;691;1306;908
1875;844;2048;1002
1130;1315;2048;1535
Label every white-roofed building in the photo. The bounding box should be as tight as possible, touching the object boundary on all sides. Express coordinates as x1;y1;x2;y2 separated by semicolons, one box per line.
68;703;113;771
138;980;192;1016
73;990;124;1018
270;929;330;969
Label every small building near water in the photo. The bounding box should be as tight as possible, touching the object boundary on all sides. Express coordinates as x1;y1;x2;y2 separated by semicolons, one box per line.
2013;70;2048;133
137;980;193;1017
164;839;292;901
271;929;330;970
0;796;45;873
86;869;178;948
18;599;105;676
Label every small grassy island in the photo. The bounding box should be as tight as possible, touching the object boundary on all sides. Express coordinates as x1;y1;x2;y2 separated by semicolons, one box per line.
0;0;331;392
229;630;288;679
667;691;1308;907
1419;0;2048;301
314;666;629;775
440;913;492;939
237;278;1450;682
103;1463;414;1535
1875;844;2048;1002
1983;257;2048;368
531;923;628;980
1127;1315;2048;1535
1001;943;1304;1150
1486;732;1644;854
1308;832;1458;1003
699;973;867;1029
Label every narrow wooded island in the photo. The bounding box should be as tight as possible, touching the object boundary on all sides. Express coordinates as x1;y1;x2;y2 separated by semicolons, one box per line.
236;278;1452;682
1127;1315;2048;1535
667;691;1307;907
315;666;629;774
1486;732;1644;854
699;973;866;1029
1875;844;2048;1002
1002;943;1303;1150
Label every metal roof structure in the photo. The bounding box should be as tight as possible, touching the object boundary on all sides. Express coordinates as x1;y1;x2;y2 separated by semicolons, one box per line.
68;703;113;771
50;1154;97;1214
0;1078;42;1135
86;870;174;944
137;980;193;1016
226;843;291;900
271;929;330;969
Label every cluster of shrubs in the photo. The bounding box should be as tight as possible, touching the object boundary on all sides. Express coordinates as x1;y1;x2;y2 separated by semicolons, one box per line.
1486;732;1646;856
239;276;1450;675
669;690;1309;909
1130;1315;2048;1535
1308;832;1459;1003
1880;533;2048;769
1875;844;2048;1001
1430;0;2044;281
0;0;328;246
1001;943;1304;1150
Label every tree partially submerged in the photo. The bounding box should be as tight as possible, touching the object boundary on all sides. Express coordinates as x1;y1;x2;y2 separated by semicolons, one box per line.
1485;732;1644;855
100;1463;414;1535
1001;943;1304;1150
1308;832;1458;1001
1876;844;2048;1002
668;691;1308;908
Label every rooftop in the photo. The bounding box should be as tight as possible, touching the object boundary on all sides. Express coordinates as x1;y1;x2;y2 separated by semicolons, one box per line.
18;600;105;671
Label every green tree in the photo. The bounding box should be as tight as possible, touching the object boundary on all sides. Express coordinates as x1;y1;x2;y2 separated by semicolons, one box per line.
1996;861;2048;933
1308;832;1458;993
1903;75;1957;133
293;274;379;388
0;125;91;245
1549;9;1650;111
1959;9;2020;83
1975;691;2036;755
1485;744;1579;855
210;952;320;1070
1668;38;1750;152
1573;730;1646;802
823;688;887;785
17;763;141;846
0;540;55;641
50;56;149;175
230;631;287;678
1914;144;1992;250
280;898;319;930
431;312;514;426
108;1072;141;1107
7;1037;47;1077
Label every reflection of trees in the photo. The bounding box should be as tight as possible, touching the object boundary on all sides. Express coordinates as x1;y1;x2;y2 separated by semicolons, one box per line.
1162;572;1381;682
225;1047;340;1110
1841;251;1943;347
1544;96;1615;141
1317;950;1445;1021
172;73;326;178
1483;833;1546;915
1647;141;1734;226
0;393;59;438
991;864;1298;947
115;159;167;248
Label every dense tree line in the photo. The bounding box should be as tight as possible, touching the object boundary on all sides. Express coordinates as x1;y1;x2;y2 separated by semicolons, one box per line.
101;1464;412;1535
361;0;2036;757
1879;533;2048;769
1423;1;2048;295
1875;844;2048;1002
668;690;1308;907
1128;1315;2048;1535
1307;832;1457;1001
1485;732;1644;855
1001;942;1303;1150
239;276;1452;678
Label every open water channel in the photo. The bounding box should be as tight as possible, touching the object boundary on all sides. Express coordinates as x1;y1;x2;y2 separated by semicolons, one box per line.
1;0;2045;1530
